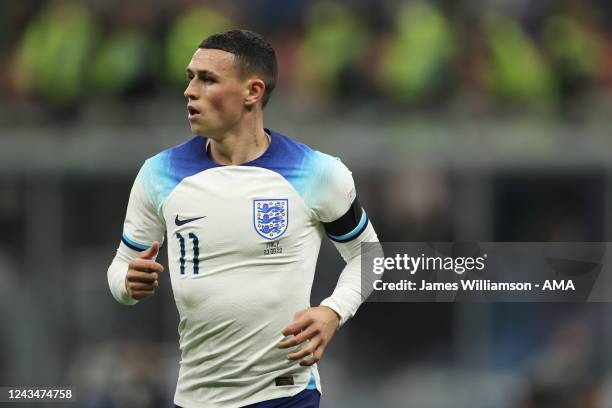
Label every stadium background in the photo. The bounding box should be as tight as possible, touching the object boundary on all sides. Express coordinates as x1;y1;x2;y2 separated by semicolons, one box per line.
1;0;612;407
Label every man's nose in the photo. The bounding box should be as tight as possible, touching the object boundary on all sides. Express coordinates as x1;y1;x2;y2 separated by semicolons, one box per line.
184;82;198;100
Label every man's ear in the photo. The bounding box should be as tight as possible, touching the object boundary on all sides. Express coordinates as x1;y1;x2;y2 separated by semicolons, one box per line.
244;78;266;108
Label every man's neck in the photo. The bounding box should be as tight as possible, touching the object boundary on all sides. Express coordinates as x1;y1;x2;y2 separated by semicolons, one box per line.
207;120;270;166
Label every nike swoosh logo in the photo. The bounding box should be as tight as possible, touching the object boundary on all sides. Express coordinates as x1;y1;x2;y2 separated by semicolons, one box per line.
175;215;206;226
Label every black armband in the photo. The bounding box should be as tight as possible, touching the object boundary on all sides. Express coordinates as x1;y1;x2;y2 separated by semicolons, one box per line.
324;197;369;242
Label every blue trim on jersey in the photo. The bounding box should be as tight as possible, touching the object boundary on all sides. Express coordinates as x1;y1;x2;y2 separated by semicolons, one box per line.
139;130;341;213
306;371;317;390
140;136;215;212
121;233;149;251
327;210;368;242
243;131;339;210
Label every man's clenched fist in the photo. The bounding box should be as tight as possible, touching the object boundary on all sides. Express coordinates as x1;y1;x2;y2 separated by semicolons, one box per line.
125;241;164;300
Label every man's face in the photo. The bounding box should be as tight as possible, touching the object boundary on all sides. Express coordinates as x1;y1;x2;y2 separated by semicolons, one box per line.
184;48;248;136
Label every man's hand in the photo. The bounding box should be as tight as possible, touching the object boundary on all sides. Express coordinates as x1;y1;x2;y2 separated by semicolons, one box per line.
125;241;164;300
278;306;341;366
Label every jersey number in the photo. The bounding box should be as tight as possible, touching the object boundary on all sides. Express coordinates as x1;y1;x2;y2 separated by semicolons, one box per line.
175;232;200;276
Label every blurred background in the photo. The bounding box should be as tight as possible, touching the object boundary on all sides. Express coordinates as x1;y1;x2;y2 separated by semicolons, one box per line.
1;0;612;407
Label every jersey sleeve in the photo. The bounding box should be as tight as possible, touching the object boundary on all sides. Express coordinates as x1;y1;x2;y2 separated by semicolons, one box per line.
311;154;379;325
108;161;166;305
310;155;368;243
121;160;166;251
320;224;380;325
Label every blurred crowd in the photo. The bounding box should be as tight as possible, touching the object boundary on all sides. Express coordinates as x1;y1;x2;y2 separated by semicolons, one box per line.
2;2;612;408
1;0;612;120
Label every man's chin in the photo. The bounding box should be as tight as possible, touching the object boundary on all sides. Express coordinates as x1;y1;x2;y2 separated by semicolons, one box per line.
189;124;207;135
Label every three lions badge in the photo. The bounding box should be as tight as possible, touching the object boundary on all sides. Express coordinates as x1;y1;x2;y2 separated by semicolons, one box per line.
253;199;288;240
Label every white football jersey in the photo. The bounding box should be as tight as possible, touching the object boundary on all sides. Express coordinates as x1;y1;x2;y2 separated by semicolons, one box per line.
115;130;370;408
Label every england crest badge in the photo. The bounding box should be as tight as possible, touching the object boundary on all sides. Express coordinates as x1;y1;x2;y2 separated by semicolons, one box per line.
253;199;288;240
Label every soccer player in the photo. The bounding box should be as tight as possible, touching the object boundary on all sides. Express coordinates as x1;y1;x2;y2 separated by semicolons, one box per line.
107;29;379;408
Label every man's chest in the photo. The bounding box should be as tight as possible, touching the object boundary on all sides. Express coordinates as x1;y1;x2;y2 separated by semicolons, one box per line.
160;167;318;274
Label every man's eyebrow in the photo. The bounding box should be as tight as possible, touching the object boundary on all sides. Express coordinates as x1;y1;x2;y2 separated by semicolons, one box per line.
185;68;218;77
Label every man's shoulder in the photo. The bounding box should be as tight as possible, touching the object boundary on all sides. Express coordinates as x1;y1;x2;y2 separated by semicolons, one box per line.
138;136;214;189
269;130;341;168
135;136;213;211
145;136;205;165
266;130;350;205
269;130;312;155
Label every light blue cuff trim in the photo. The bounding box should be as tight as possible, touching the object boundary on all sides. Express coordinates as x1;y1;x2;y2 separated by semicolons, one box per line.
121;233;150;251
327;210;368;242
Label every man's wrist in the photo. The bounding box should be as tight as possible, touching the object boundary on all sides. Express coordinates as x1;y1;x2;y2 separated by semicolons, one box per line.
320;305;341;323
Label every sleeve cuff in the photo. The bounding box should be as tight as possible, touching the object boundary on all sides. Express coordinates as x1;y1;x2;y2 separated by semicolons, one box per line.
109;260;139;306
118;284;139;306
320;298;351;326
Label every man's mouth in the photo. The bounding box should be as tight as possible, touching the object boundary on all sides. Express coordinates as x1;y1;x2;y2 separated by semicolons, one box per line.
187;105;201;120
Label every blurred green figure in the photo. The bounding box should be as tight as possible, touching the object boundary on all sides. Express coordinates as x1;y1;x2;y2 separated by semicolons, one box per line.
482;14;555;107
165;6;232;86
296;1;370;98
14;0;97;106
379;2;456;104
543;12;606;115
90;31;157;97
545;16;605;82
89;1;160;97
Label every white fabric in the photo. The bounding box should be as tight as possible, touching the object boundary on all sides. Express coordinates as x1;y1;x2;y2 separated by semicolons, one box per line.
320;222;380;326
106;133;378;408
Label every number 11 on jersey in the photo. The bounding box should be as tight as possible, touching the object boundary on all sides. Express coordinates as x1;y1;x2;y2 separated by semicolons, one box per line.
176;232;200;276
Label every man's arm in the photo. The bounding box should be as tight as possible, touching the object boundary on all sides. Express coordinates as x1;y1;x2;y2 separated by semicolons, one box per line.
107;159;166;305
320;221;380;325
278;221;380;365
279;154;381;365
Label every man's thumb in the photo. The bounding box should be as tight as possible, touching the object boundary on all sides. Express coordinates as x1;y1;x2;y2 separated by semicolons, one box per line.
139;241;160;260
